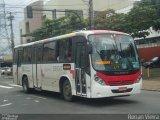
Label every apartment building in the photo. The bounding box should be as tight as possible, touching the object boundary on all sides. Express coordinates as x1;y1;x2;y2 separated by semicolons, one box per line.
19;1;43;44
20;0;134;44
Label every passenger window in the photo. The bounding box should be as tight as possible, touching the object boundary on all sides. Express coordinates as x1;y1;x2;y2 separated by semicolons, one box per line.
23;47;31;64
59;39;72;62
43;42;56;62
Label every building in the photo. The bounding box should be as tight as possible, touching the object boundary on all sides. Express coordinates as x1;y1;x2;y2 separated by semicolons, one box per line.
19;0;135;44
19;1;43;44
43;0;134;19
135;28;160;61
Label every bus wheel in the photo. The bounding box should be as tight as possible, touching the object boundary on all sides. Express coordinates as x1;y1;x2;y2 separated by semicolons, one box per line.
22;77;30;93
62;80;73;101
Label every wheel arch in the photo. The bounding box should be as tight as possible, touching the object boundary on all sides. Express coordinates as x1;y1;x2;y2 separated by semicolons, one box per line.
59;75;72;94
22;74;28;85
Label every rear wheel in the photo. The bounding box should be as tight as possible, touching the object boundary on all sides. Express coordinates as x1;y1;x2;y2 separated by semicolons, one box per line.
22;77;31;93
62;80;73;101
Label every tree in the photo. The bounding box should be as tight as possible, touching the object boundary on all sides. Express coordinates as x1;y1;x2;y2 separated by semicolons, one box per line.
126;6;157;38
94;0;160;38
94;9;128;32
30;14;88;41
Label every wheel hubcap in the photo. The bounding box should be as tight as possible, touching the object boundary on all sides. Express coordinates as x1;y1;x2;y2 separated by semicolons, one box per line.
64;84;71;97
23;82;27;92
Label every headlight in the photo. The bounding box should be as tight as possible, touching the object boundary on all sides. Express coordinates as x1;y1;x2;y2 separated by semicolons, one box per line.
136;75;142;83
94;74;106;86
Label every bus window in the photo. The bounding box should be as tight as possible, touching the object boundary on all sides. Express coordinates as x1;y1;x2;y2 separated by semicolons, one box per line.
37;47;42;63
59;39;72;62
13;49;18;64
23;47;31;64
43;41;56;63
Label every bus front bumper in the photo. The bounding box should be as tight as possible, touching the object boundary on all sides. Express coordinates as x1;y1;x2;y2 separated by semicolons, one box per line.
90;80;142;98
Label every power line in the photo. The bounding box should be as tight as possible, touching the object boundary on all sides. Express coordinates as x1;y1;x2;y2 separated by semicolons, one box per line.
7;12;15;54
0;0;11;54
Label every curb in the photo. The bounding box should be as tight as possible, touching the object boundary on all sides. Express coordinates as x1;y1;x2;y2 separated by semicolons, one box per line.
0;75;13;79
142;89;160;92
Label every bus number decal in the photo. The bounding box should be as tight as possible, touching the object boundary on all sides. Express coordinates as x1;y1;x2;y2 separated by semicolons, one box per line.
63;64;71;70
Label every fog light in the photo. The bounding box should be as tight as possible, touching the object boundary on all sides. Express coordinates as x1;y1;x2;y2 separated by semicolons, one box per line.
136;75;142;83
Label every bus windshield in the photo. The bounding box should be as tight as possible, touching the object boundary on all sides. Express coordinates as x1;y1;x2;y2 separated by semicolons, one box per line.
89;34;140;72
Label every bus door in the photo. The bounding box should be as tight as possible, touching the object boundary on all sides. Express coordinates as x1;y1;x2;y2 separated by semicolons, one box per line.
17;50;22;85
33;46;42;88
75;42;87;96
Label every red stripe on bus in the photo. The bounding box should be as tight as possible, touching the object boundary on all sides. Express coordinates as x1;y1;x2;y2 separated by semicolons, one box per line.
70;70;75;80
96;70;141;86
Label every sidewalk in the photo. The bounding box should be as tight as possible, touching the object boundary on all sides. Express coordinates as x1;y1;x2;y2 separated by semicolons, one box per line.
142;77;160;91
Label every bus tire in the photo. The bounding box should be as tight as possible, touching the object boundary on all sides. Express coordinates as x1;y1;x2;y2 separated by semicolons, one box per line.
22;76;31;93
62;80;73;101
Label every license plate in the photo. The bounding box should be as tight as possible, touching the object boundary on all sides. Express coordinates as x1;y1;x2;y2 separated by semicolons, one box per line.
118;87;127;92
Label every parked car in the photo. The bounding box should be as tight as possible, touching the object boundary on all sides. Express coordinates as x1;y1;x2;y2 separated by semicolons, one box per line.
143;57;160;68
0;67;12;75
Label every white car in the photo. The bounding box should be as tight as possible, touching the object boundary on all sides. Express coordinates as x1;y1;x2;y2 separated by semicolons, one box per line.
0;67;12;75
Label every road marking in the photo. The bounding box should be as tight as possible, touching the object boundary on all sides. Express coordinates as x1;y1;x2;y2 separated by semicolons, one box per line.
3;100;8;102
34;100;39;103
2;81;12;84
31;96;46;100
0;85;13;89
26;97;31;100
37;96;46;100
15;95;23;97
9;84;22;87
0;103;12;107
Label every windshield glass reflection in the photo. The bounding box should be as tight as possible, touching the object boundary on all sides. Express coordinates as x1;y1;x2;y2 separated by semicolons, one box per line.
89;34;140;71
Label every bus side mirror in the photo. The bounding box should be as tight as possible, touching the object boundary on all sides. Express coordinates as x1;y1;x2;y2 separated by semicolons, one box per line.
87;44;92;54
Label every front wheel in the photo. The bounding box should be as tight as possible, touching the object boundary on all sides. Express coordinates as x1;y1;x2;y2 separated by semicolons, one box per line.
22;77;31;93
62;80;73;101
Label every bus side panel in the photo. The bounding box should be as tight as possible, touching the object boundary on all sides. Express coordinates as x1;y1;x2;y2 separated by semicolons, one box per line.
61;63;76;95
40;63;62;92
13;65;18;84
40;63;76;95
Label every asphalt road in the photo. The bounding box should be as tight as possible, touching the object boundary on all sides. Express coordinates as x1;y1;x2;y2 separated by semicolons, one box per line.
0;76;160;114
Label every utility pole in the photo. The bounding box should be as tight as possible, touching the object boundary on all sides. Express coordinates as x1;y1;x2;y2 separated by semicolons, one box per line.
0;0;10;55
89;0;94;29
8;12;15;54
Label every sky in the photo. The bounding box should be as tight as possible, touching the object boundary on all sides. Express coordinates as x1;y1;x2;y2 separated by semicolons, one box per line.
3;0;50;47
4;0;40;45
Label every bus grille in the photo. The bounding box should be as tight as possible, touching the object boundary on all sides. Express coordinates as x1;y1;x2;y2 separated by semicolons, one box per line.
107;80;134;86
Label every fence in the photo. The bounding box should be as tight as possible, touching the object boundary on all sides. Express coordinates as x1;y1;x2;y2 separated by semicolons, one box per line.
142;67;160;79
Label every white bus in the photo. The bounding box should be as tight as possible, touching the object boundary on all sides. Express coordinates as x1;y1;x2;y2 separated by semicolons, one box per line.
13;30;142;101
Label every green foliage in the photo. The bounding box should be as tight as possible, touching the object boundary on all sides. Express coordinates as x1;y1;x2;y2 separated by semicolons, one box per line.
30;14;88;41
94;0;160;38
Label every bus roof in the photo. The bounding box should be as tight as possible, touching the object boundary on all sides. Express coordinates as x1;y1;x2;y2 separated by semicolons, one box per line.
15;30;129;49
